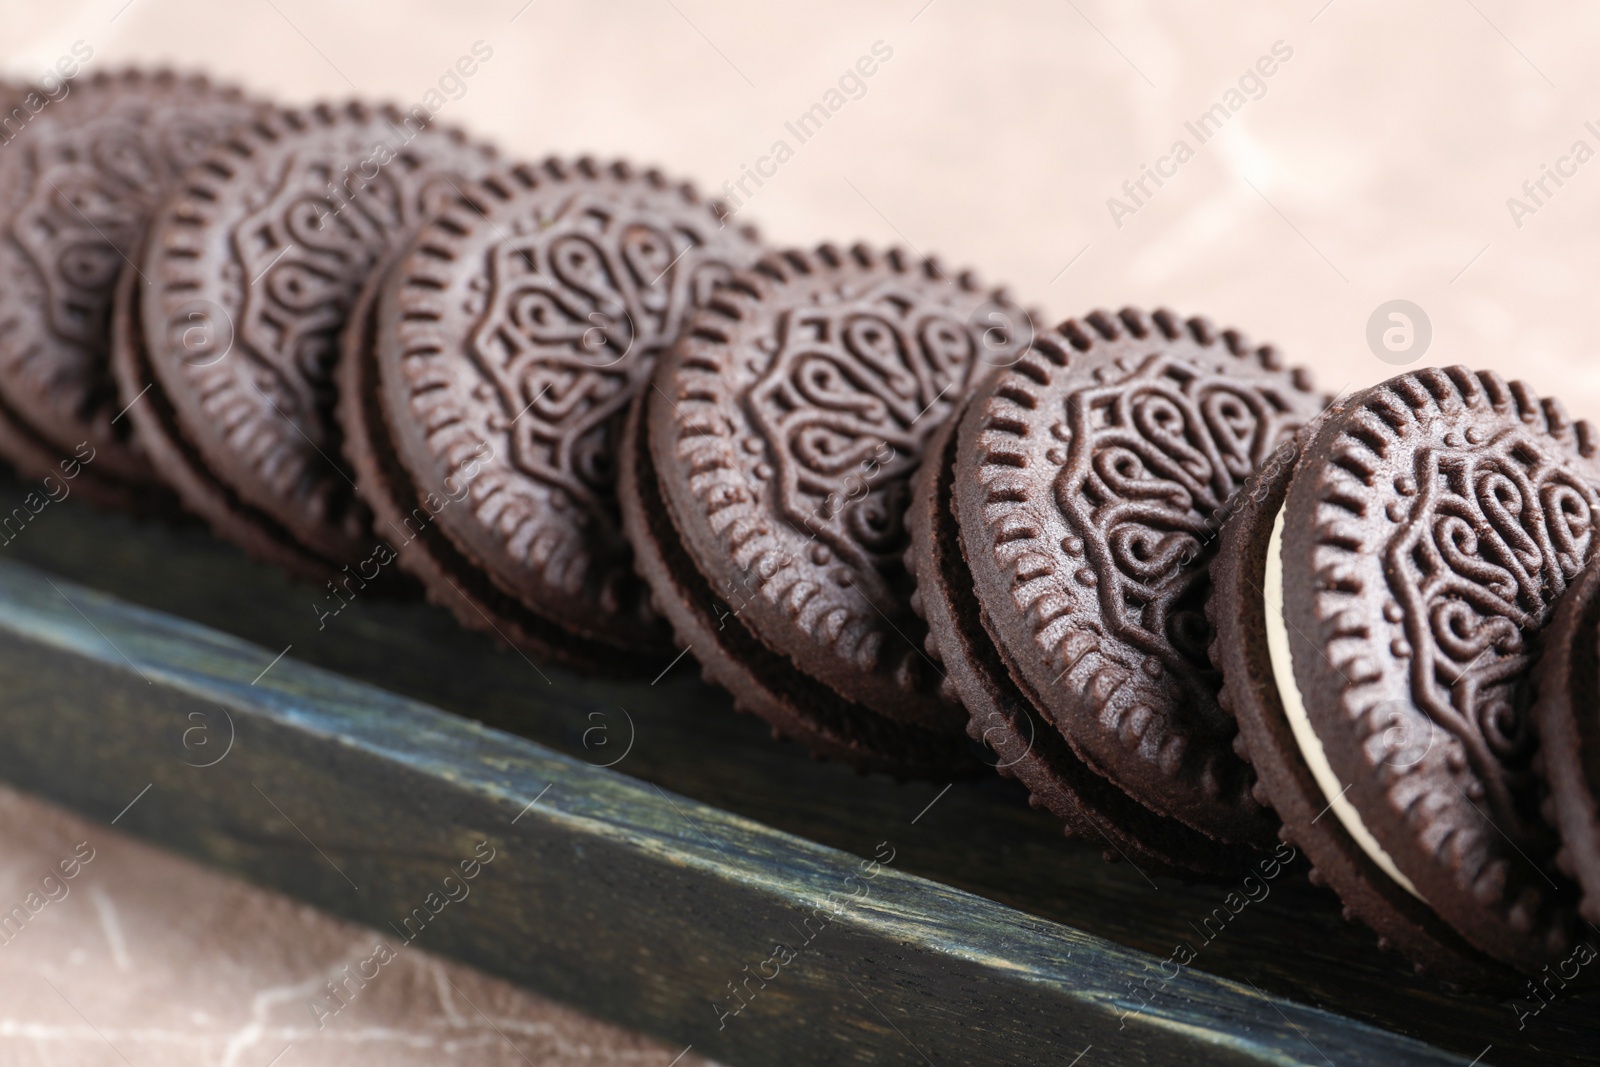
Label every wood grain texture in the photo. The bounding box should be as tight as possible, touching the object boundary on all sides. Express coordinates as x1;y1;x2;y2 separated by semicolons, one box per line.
0;477;1587;1065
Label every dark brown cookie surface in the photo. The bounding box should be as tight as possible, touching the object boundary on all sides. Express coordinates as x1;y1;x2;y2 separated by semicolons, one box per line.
135;102;497;570
0;70;266;507
953;309;1323;846
357;159;762;660
1218;366;1596;978
647;244;1032;731
1533;553;1600;928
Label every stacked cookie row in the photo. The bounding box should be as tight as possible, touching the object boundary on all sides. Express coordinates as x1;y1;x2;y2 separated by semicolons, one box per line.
0;70;755;668
909;327;1600;990
0;70;1029;775
5;69;1600;989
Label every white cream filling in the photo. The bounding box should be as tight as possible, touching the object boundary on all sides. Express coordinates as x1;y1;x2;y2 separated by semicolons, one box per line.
1263;502;1424;901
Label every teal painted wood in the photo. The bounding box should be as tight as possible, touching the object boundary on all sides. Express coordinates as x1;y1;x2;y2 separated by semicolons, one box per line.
0;556;1472;1067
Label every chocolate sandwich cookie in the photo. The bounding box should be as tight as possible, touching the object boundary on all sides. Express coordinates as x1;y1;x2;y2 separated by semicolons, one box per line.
908;391;1264;875
0;70;267;511
118;102;497;578
948;309;1323;852
341;159;762;669
1210;367;1596;982
1532;551;1600;928
621;387;974;773
629;243;1032;763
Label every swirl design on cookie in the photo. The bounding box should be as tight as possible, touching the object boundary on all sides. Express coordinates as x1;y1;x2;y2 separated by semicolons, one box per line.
1057;353;1305;685
747;295;976;588
17;162;136;346
1387;431;1597;833
18;90;243;348
468;199;739;533
233;160;456;417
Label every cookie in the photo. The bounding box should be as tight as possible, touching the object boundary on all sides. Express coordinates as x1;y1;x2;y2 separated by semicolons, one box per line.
950;308;1324;850
1532;547;1600;928
342;159;763;668
1211;366;1596;981
0;70;267;511
907;391;1265;875
620;385;975;773
122;101;497;577
633;243;1032;760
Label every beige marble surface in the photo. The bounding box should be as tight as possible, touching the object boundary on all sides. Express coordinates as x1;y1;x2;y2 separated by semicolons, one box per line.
3;0;1599;1063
